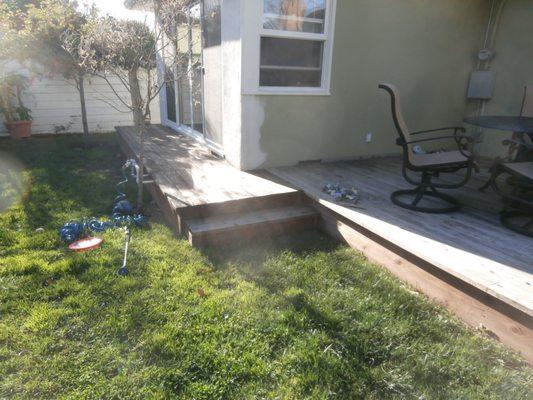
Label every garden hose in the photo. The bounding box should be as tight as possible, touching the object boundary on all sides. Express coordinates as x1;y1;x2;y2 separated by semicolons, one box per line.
58;159;147;275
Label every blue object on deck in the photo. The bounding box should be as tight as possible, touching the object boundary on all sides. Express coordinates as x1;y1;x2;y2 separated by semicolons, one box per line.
323;184;360;204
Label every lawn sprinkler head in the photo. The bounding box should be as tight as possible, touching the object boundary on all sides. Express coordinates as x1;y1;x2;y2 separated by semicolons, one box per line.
118;227;131;277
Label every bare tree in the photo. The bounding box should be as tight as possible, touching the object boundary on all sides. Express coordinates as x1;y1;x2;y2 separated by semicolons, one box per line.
64;0;196;211
1;0;95;136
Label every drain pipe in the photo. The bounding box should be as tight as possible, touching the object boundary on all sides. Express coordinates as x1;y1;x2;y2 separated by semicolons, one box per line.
473;0;508;153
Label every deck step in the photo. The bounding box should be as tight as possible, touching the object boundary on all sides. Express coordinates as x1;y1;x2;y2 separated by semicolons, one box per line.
177;190;305;221
186;204;319;247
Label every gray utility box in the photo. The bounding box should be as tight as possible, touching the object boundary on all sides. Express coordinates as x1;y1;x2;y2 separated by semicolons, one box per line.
467;70;496;100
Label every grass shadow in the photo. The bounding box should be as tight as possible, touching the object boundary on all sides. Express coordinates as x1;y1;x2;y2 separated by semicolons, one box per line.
205;229;340;267
0;134;143;229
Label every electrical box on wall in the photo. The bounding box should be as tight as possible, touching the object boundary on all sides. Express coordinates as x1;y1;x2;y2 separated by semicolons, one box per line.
467;70;496;100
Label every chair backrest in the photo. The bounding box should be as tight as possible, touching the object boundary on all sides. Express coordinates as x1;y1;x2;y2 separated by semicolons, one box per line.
518;86;533;158
520;85;533;117
378;83;414;163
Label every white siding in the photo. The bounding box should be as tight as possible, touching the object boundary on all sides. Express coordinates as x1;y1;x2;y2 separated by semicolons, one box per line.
0;68;160;135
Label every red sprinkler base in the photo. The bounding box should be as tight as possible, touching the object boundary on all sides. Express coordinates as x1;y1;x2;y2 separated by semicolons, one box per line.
68;237;103;252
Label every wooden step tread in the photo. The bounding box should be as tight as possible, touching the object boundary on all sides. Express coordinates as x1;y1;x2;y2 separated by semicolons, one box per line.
187;205;318;235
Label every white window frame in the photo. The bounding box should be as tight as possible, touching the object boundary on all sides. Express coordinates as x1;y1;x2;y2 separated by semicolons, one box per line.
242;0;337;96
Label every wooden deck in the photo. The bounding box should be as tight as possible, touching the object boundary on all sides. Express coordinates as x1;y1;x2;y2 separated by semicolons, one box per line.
269;157;533;361
116;125;318;245
116;125;532;360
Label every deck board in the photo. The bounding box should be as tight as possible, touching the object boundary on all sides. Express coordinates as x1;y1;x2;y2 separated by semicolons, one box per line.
269;157;533;317
117;125;297;209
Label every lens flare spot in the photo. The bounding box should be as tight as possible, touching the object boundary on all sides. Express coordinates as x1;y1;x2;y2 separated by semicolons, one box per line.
0;151;28;212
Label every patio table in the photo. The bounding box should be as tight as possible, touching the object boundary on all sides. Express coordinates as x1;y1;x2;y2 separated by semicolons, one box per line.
464;115;533;191
463;116;533;133
464;115;533;160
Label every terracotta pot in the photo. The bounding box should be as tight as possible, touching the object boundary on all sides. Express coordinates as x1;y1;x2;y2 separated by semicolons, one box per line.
5;120;32;139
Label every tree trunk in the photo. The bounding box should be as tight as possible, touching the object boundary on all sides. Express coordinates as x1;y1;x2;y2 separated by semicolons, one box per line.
137;117;146;212
78;73;89;136
128;68;144;128
128;67;145;211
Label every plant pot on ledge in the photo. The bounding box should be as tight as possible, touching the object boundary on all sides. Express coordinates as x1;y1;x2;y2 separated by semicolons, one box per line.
5;120;32;139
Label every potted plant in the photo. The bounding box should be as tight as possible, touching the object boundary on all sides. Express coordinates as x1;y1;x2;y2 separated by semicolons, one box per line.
0;74;32;139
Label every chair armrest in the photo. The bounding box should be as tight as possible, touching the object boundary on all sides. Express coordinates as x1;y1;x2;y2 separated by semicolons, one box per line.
502;139;533;150
404;135;472;145
410;127;466;135
401;135;473;159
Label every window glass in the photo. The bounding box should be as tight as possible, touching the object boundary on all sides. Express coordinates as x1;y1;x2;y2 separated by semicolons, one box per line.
263;0;326;34
202;0;221;48
260;37;323;87
164;67;177;123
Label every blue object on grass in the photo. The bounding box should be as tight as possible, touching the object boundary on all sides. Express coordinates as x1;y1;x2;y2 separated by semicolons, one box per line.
115;159;138;203
59;160;146;244
59;214;146;244
113;200;134;216
59;221;85;244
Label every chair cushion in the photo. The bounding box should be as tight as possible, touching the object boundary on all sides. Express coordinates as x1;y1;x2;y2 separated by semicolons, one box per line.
503;162;533;180
410;150;470;167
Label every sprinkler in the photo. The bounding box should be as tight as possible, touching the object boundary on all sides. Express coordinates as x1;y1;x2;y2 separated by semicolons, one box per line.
59;159;147;276
118;227;131;276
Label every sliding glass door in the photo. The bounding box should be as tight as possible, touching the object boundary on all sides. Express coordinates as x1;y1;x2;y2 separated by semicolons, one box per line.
162;0;222;152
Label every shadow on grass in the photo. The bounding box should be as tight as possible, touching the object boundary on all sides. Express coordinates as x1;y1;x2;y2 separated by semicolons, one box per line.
203;230;390;394
0;134;138;229
205;229;340;266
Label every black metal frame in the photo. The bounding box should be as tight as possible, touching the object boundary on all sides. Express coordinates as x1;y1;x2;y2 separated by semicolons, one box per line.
483;146;533;237
379;84;475;213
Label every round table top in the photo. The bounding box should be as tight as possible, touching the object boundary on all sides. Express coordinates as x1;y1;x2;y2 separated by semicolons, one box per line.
463;116;533;133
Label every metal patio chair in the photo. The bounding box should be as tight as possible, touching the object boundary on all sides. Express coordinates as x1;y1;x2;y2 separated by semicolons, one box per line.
506;85;533;162
491;161;533;237
379;83;475;213
482;86;533;236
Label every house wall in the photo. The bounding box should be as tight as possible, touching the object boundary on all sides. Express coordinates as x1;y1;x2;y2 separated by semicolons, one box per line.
240;0;488;170
476;0;533;158
220;0;244;168
0;67;160;135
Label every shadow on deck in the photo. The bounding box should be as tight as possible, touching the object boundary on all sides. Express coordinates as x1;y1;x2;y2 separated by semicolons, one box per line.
116;125;319;247
116;124;532;362
268;157;533;362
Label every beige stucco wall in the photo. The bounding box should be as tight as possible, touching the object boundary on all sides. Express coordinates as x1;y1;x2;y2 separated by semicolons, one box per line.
476;0;533;158
242;0;489;170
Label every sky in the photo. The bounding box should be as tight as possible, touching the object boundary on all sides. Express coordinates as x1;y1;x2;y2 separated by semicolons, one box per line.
79;0;153;23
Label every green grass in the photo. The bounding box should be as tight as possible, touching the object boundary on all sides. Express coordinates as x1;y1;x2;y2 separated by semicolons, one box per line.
0;134;531;400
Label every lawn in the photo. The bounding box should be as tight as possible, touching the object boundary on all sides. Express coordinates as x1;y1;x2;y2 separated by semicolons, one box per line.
0;134;531;399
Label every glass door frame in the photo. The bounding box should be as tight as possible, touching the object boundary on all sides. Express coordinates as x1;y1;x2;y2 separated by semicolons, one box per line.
159;1;224;156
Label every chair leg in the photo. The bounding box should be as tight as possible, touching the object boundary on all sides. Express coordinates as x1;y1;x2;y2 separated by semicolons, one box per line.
500;209;533;237
411;185;426;207
479;161;501;192
391;172;461;213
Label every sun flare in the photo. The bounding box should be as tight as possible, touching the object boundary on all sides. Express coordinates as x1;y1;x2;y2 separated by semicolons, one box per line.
0;151;28;212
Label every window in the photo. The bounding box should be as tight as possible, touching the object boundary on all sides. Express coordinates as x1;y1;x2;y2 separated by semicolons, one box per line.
263;0;326;33
258;0;335;92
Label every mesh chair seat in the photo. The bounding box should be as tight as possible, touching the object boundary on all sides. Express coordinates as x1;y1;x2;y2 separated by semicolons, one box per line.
503;161;533;180
411;150;470;168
